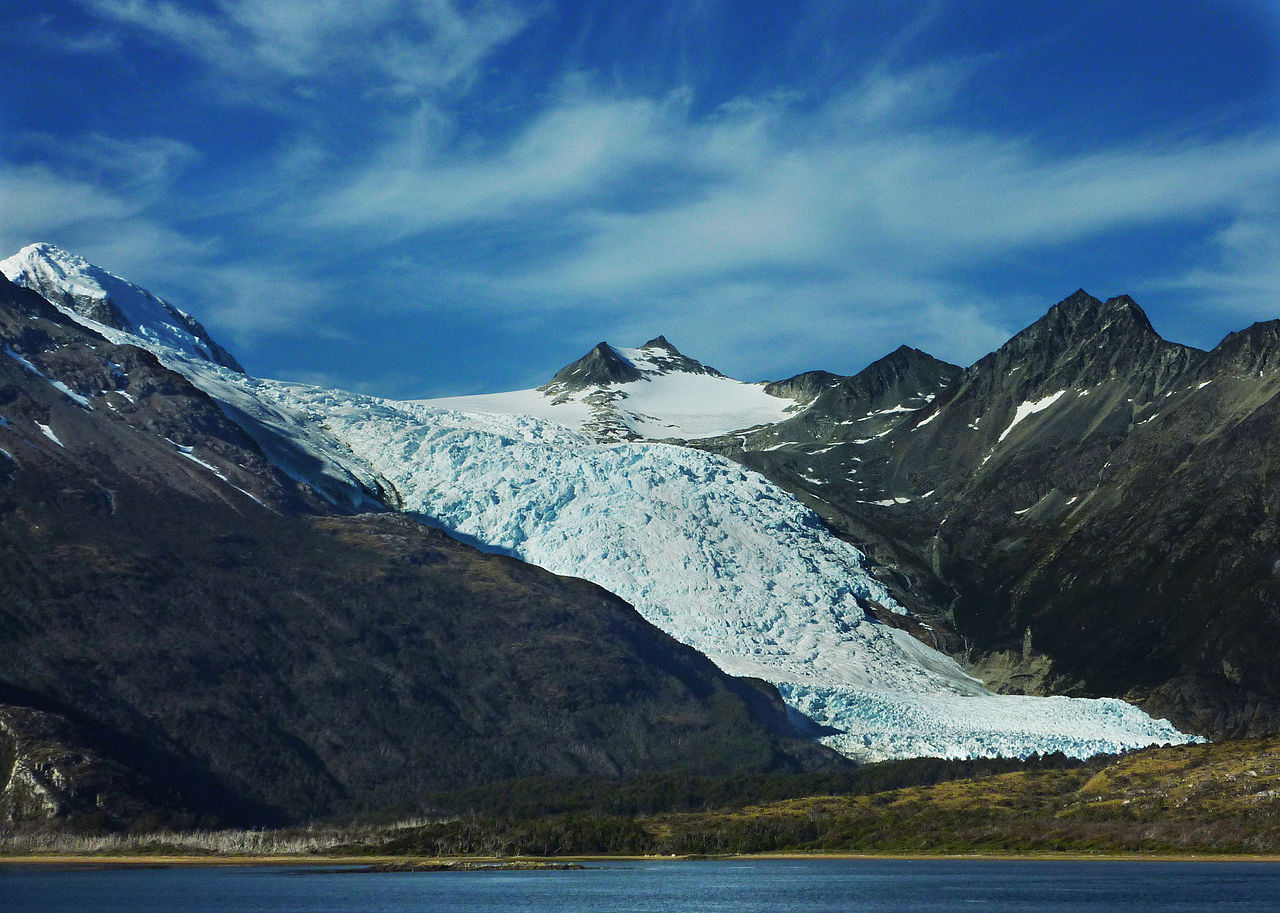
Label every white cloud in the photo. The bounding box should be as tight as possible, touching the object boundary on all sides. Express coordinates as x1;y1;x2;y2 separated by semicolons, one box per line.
285;62;1280;379
1152;213;1280;325
306;90;693;234
0;156;329;352
82;0;533;100
0;163;136;248
301;70;1280;290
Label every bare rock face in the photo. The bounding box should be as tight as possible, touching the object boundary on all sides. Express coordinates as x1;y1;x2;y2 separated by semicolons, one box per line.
695;291;1280;740
0;705;190;829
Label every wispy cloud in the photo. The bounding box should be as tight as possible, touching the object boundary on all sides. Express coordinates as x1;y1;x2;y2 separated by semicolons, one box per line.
82;0;534;100
289;66;1280;373
10;133;199;193
0;153;331;358
1152;213;1280;326
20;13;122;53
306;88;696;235
11;1;1280;391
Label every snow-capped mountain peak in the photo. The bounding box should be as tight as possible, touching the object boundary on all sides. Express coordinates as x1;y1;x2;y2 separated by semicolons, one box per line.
2;243;387;509
0;242;243;372
614;335;725;379
423;335;805;442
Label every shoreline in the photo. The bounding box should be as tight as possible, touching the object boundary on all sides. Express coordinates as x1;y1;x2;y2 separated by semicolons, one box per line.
4;851;1280;867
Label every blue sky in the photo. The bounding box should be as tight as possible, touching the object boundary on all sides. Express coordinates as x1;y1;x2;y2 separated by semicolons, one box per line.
3;1;1278;396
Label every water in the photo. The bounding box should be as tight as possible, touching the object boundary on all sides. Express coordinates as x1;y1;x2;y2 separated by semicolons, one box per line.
3;859;1279;912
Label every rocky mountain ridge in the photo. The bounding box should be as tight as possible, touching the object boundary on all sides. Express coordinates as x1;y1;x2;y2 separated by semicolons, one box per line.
695;290;1280;739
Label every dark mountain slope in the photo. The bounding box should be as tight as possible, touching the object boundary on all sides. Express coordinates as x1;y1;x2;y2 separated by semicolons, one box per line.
543;341;643;391
695;345;965;626
697;292;1280;738
0;276;839;827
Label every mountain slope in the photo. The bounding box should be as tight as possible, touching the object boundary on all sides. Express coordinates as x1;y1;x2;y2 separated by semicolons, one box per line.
699;291;1280;739
0;273;836;826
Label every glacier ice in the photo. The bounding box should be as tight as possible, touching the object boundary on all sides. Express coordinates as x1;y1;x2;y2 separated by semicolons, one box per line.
246;380;1197;762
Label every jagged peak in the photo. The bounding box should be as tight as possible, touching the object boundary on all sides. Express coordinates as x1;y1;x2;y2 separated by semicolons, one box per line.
1205;319;1280;376
641;334;676;351
963;289;1200;396
999;290;1163;357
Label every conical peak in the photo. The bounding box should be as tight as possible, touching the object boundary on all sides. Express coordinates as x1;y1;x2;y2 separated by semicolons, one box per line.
641;335;676;351
545;340;643;390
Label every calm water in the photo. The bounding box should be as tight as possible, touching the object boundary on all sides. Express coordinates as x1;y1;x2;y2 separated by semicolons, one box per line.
3;859;1279;912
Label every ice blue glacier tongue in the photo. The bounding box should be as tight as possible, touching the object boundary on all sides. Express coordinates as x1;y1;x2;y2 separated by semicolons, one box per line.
250;381;1198;762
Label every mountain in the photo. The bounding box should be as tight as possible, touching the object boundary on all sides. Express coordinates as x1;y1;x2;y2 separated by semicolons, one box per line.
1;243;243;372
1;246;1196;769
696;291;1280;740
422;336;806;442
2;243;388;511
0;272;842;828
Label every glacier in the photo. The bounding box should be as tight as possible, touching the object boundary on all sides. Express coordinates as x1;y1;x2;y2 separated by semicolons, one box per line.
245;379;1195;761
3;244;1201;762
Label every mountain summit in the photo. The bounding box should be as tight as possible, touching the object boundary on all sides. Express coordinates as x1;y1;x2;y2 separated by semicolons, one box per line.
0;243;243;372
424;336;802;441
544;341;644;390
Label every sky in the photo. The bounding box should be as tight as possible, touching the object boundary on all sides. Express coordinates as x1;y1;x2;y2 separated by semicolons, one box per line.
2;1;1279;397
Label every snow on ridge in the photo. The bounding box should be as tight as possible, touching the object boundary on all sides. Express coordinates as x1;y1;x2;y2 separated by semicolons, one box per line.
256;380;1198;763
5;346;92;408
416;340;803;442
998;389;1067;443
1;243;230;369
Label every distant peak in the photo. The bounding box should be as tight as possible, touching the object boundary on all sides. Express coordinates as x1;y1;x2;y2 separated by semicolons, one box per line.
642;335;676;351
544;340;643;391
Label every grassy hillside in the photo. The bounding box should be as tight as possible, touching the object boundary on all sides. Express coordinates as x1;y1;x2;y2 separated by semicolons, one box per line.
364;737;1280;857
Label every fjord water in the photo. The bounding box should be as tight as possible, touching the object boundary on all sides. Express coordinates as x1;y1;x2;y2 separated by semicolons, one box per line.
5;859;1279;912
